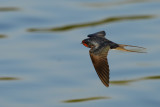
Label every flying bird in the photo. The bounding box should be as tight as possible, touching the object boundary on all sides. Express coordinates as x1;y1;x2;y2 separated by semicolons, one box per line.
82;31;146;87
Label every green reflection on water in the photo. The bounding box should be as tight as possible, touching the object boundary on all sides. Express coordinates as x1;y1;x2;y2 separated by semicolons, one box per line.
0;7;19;12
110;75;160;86
0;77;20;81
27;15;154;32
83;0;158;8
62;96;110;103
0;34;7;38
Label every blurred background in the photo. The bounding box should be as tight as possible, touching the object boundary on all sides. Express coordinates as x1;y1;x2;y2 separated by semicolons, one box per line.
0;0;160;107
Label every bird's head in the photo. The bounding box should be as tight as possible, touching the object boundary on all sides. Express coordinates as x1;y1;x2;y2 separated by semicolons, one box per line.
82;31;106;48
81;38;94;48
82;38;100;49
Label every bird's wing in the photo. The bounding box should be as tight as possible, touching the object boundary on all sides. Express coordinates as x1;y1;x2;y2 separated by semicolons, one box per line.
88;31;106;38
89;45;110;87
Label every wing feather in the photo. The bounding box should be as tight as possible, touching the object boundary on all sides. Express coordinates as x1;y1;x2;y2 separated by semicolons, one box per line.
89;46;110;87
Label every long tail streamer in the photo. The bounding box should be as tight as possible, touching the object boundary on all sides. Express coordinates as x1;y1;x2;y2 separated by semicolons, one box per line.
115;44;147;53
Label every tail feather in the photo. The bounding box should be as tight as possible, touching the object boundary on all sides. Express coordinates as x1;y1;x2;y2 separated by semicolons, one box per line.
115;44;146;53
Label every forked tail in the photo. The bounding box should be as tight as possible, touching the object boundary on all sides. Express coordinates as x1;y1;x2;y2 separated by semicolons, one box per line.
115;44;147;53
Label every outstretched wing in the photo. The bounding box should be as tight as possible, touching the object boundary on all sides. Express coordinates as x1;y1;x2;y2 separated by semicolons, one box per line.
88;31;106;38
89;46;110;87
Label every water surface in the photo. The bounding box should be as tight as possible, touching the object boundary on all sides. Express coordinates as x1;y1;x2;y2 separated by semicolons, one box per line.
0;0;160;107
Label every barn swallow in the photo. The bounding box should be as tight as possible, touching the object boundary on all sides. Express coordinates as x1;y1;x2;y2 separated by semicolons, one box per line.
82;31;146;87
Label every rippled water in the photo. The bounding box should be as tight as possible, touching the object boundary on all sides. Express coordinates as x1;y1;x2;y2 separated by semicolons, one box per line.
0;0;160;107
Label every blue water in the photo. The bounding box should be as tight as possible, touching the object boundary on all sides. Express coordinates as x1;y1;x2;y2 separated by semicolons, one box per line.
0;0;160;107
